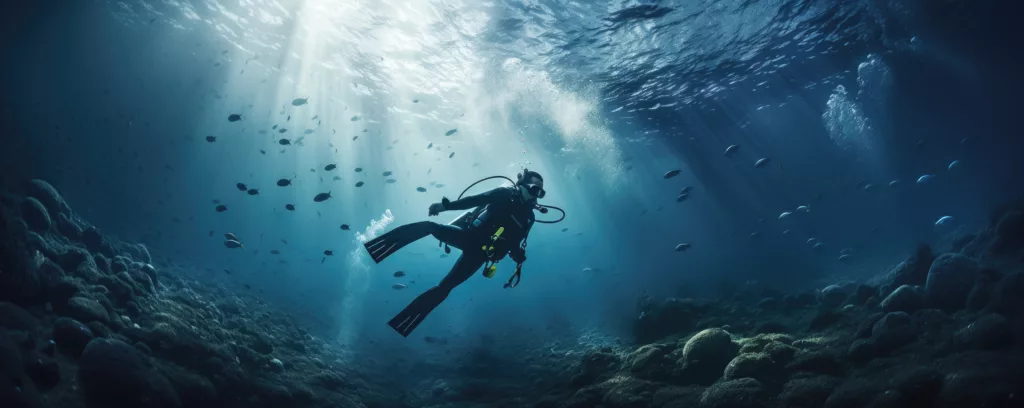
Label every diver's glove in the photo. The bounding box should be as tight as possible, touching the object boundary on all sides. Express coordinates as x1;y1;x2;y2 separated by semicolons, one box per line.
428;198;448;216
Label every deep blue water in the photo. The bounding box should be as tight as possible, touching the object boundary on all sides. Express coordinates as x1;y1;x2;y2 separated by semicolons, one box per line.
2;0;1022;376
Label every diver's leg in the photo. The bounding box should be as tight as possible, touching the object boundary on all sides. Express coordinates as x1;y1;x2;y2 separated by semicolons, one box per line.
363;221;437;263
388;252;486;337
426;223;473;251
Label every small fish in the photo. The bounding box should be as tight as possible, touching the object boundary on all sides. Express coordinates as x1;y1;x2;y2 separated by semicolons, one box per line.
435;184;444;188
325;164;337;171
285;204;295;211
676;193;689;202
279;139;290;145
782;230;791;236
273;124;278;130
724;144;740;157
224;240;244;249
674;243;691;252
427;142;433;149
385;179;397;184
806;238;817;244
225;233;239;241
304;129;314;135
260;150;266;155
270;250;280;255
321;257;326;264
287;115;291;121
838;254;852;262
680;186;693;194
247;188;260;195
778;211;792;219
393;271;406;277
340;224;350;231
416;187;427;192
948;160;961;171
663;169;681;179
351;115;361;121
236;183;248;191
278;129;287;134
324;250;334;256
228;114;242;122
354;167;362;172
561;228;568;232
205;136;216;143
382;171;393;176
812;242;824;250
314;192;332;202
449;152;455;158
445;129;457;136
917;174;934;184
215;204;228;212
889;180;900;187
754;158;771;168
223;269;232;275
413;99;419;103
355;181;364;187
332;176;342;181
277;178;293;187
392;283;407;290
292;97;308;106
796;205;810;212
935;215;954;226
209;230;215;237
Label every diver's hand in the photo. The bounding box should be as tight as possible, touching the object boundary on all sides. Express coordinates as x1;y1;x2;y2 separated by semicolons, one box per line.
428;202;446;216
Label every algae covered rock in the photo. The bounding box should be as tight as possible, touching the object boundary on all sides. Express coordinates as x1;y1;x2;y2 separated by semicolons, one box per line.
722;352;781;386
700;377;767;408
677;328;738;385
24;179;69;217
20;197;50;232
52;317;95;357
779;376;839;408
78;338;181;408
66;296;110;324
925;253;979;311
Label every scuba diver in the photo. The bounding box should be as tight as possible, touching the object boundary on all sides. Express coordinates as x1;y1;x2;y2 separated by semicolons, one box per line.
363;168;564;337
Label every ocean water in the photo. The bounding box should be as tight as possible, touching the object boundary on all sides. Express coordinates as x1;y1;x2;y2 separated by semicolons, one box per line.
2;0;1023;407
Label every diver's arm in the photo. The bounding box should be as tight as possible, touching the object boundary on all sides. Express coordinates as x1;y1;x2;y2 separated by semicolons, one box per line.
509;222;533;264
441;187;510;211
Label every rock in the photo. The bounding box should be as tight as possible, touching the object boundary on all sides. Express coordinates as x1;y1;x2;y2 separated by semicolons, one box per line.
952;313;1013;350
78;338;180;408
823;378;882;408
846;339;877;363
756;297;780;311
24;355;61;390
886;244;934;288
0;207;37;304
853;284;875;304
157;363;217;407
723;352;781;387
925;253;980;311
634;298;700;343
779;376;840;408
57;246;91;275
870;312;916;353
20;198;50;232
65;296;110;324
819;285;847;308
651;385;703;408
880;285;925;313
93;255;111;275
0;302;38;330
24;179;68;217
785;351;845;376
987;272;1024;318
35;259;67;292
87;321;112;338
854;312;885;339
991;210;1024;253
141;263;159;288
677;328;738;385
808;309;843;330
700;378;767;408
55;213;81;239
939;365;1024;408
574;349;620;385
753;321;788;334
601;377;657;408
762;341;798;365
892;367;942;407
0;330;43;408
966;276;997;311
625;343;668;377
52;317;95;357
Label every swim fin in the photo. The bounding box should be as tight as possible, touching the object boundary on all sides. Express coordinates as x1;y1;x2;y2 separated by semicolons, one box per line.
388;287;446;337
363;221;432;264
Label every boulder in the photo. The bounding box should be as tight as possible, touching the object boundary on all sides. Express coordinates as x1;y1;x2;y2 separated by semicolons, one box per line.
819;285;847;308
24;179;68;217
24;354;61;390
925;253;979;311
20;198;50;232
700;378;767;408
952;313;1013;351
779;376;840;408
0;302;38;331
880;285;924;313
870;312;917;353
52;317;95;357
78;338;180;408
785;351;845;376
634;298;699;343
887;244;934;288
991;210;1024;254
987;272;1024;318
722;352;781;387
677;328;738;385
65;296;110;324
0;330;43;408
56;213;81;239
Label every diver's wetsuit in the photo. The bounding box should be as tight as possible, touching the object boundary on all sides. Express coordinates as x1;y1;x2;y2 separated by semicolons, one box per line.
364;186;535;336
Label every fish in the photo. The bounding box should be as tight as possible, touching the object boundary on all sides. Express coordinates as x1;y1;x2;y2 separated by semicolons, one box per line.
355;181;364;187
392;283;407;290
561;228;568;232
215;204;228;212
260;150;266;155
279;139;290;145
435;184;444;188
838;254;852;262
224;239;244;249
948;160;961;171
205;136;216;143
724;144;740;157
427;142;433;149
352;136;358;141
889;180;900;187
277;178;293;187
917;174;934;184
209;230;215;237
449;152;455;158
354;167;362;172
663;169;681;179
285;204;295;211
225;233;239;241
228;114;242;122
270;250;280;254
779;211;792;220
247;188;260;195
385;179;397;184
304;129;313;135
675;193;689;202
236;183;248;191
325;164;337;171
313;192;332;202
332;176;342;181
278;129;287;133
273;124;278;130
416;187;427;192
674;243;691;252
393;271;406;278
351;115;360;121
445;129;457;136
323;250;334;256
680;186;693;194
796;205;810;212
754;158;771;168
292;97;308;106
935;215;954;226
382;171;393;176
340;224;350;231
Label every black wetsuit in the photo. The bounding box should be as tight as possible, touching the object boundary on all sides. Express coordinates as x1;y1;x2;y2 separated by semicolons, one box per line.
366;186;536;336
